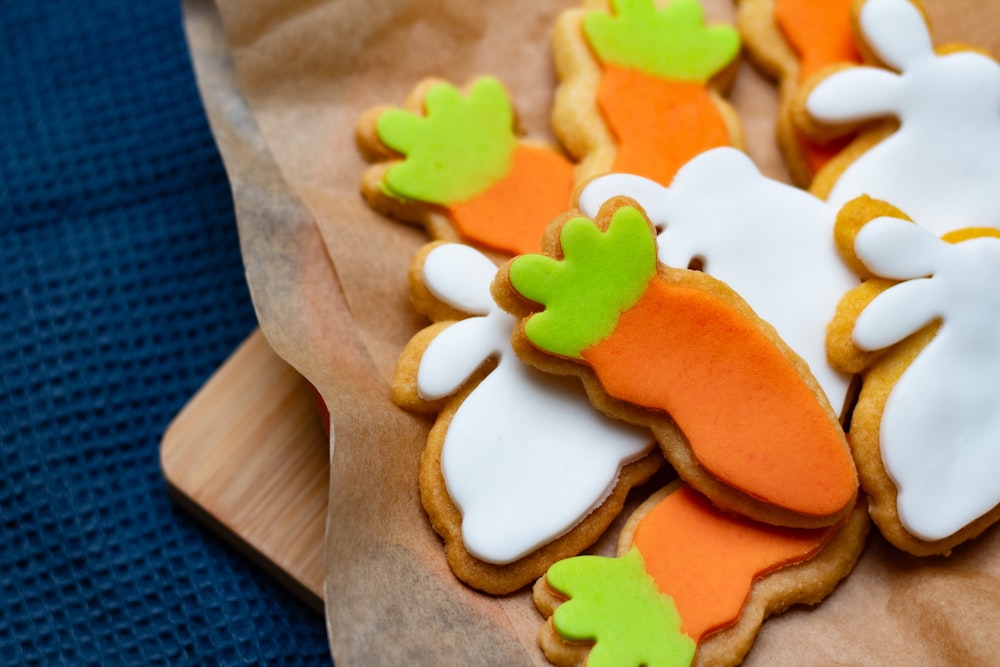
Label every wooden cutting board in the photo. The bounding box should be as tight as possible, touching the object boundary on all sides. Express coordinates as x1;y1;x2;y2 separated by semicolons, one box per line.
160;329;327;611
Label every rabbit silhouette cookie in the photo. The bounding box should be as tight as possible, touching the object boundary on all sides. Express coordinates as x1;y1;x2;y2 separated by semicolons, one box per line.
392;241;660;594
495;198;858;530
829;198;1000;556
794;0;1000;232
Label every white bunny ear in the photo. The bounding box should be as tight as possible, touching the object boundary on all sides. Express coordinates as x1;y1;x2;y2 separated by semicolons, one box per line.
853;278;939;351
807;67;902;123
859;0;933;71
422;243;497;315
670;147;761;193
416;316;500;400
854;216;945;280
578;173;671;222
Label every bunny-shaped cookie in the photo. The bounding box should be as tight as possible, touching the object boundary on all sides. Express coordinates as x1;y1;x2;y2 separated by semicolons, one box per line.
829;203;1000;555
393;242;658;593
579;147;856;416
799;0;1000;234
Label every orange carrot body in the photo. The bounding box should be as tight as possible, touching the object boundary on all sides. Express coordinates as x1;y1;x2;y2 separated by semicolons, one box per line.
775;0;861;174
448;144;576;255
596;64;730;186
581;278;856;518
776;0;858;82
632;485;836;641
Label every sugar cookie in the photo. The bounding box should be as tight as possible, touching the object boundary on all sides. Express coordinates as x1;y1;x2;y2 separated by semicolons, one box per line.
551;0;743;186
357;76;575;255
393;241;661;593
495;198;858;529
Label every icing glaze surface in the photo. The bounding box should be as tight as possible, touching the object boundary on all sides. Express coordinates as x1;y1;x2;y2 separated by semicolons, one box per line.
631;485;835;640
510;208;656;359
378;77;516;205
583;277;855;518
548;547;696;666
775;0;858;83
583;0;739;82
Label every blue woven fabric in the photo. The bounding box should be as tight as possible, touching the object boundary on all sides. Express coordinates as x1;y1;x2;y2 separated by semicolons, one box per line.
0;2;330;664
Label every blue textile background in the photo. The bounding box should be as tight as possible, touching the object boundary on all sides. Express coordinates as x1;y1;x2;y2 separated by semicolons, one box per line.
0;2;331;664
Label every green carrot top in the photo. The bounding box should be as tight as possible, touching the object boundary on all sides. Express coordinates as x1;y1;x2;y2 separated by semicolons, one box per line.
508;205;657;359
583;0;740;82
548;548;696;667
376;76;517;205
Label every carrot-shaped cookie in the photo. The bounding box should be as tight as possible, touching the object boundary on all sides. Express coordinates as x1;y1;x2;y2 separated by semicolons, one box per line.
393;241;660;593
552;0;742;186
357;76;575;255
533;481;869;667
495;199;857;528
828;197;1000;556
578;147;857;418
794;0;1000;232
737;0;861;185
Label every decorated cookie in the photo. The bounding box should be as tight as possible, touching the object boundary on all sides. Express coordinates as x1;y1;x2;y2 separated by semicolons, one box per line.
737;0;861;185
828;197;1000;556
393;241;661;594
357;76;576;255
579;147;856;417
551;0;743;186
495;199;858;529
795;0;1000;232
533;481;869;667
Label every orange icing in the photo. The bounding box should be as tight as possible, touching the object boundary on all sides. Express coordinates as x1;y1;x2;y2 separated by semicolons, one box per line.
774;0;861;174
597;64;731;186
632;485;837;640
775;0;859;83
582;278;856;518
448;144;576;255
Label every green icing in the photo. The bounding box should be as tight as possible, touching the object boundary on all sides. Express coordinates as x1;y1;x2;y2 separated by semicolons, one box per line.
548;548;696;667
376;77;517;205
583;0;740;82
509;205;657;359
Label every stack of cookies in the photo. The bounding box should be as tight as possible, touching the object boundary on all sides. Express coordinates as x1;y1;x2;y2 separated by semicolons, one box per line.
353;1;1000;664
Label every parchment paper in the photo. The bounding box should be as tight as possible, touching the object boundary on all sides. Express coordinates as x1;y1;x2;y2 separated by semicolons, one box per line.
181;0;1000;664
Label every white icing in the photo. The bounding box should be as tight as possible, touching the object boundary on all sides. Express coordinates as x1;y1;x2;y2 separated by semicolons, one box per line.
579;147;855;412
852;217;1000;540
807;0;1000;233
422;244;495;317
417;243;653;565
